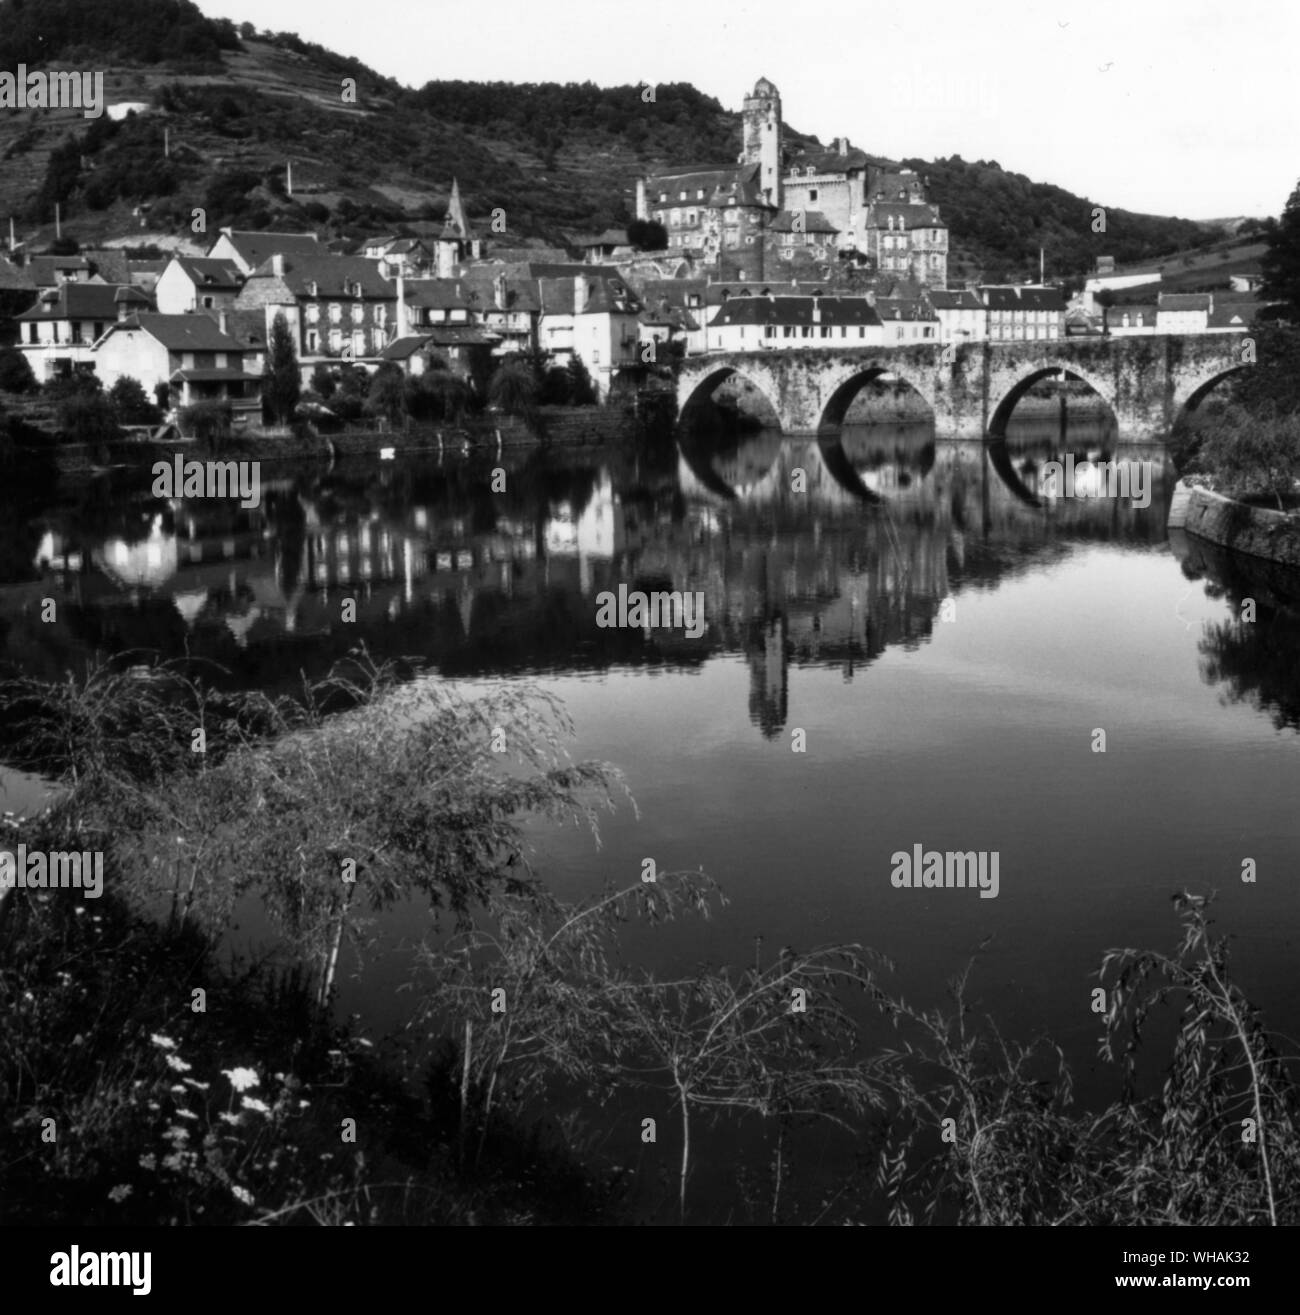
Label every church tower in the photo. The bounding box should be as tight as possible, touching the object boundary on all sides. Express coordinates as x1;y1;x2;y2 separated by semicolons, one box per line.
741;77;782;208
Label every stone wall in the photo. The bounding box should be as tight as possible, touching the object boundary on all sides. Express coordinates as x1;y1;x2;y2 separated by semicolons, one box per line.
1174;481;1300;568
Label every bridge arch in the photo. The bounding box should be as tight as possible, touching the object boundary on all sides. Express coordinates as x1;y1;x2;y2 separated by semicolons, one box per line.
817;365;936;430
678;364;783;431
987;363;1118;439
1171;364;1248;429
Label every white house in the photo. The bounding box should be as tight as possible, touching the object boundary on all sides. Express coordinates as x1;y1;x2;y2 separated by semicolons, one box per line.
1156;292;1211;334
706;293;885;351
876;296;940;346
154;255;244;315
537;273;643;399
15;282;152;380
93;313;260;421
207;229;322;277
928;288;987;344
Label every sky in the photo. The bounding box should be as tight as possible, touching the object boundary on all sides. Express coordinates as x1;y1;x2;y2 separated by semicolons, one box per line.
197;0;1298;221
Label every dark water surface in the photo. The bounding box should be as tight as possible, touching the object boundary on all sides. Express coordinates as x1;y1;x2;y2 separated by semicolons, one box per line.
3;415;1299;1212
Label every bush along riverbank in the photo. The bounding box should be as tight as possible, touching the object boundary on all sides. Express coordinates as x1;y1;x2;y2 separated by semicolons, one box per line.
2;653;1299;1225
1170;324;1300;564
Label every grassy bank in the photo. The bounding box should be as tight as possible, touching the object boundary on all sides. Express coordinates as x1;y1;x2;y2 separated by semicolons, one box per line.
2;654;1299;1225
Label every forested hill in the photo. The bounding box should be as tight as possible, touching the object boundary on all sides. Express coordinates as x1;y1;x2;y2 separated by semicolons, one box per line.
908;155;1208;282
0;0;1215;277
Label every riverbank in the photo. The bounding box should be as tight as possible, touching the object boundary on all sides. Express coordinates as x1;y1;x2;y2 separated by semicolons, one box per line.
1169;478;1300;568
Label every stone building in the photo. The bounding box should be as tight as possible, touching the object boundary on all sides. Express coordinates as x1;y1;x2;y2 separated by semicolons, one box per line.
639;78;949;288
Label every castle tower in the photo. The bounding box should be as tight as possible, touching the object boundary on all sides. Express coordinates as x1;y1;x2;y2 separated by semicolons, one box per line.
741;77;782;209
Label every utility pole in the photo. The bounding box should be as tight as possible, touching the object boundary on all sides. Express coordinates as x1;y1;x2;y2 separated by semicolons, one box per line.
55;203;62;240
164;126;170;158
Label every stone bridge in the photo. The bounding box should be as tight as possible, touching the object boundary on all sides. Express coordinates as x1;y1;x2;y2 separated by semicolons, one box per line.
676;333;1250;440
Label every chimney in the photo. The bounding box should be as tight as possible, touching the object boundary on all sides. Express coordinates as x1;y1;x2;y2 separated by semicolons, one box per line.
396;274;407;337
218;309;229;336
494;270;507;310
117;295;131;324
574;274;589;315
271;253;285;277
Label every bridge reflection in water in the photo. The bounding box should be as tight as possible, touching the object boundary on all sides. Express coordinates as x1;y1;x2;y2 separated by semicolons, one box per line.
0;416;1176;739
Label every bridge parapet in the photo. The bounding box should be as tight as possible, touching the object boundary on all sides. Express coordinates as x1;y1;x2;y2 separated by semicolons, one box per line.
676;333;1248;440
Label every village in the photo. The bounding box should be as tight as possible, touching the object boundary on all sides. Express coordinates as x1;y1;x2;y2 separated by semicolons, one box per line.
0;76;1269;435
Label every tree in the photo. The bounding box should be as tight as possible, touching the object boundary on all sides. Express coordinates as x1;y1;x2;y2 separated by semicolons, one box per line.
1260;181;1300;314
57;393;120;444
0;347;37;394
488;362;537;419
179;401;233;451
264;312;300;425
109;376;161;425
627;219;668;252
310;363;337;399
366;363;406;427
566;356;597;406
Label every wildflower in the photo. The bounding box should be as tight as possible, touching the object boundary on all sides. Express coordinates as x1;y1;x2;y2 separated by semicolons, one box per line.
240;1096;271;1115
218;1112;241;1126
161;1152;186;1173
169;1084;187;1094
222;1067;259;1093
150;1034;177;1050
108;1184;133;1203
176;1109;198;1121
138;1154;156;1171
230;1185;254;1206
182;1078;210;1092
165;1055;192;1073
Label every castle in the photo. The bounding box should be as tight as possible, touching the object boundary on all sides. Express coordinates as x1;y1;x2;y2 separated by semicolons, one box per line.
637;78;948;288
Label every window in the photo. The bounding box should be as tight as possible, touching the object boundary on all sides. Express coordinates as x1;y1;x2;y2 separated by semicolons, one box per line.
679;190;687;200
93;321;104;339
329;303;341;324
809;189;818;202
858;327;865;338
202;296;214;309
307;305;319;324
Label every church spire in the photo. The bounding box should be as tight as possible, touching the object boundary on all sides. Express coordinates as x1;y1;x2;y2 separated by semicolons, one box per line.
445;178;470;238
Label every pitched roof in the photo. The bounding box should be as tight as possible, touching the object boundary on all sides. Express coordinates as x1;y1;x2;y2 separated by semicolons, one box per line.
928;289;983;310
115;313;246;351
785;146;874;174
978;286;1065;311
644;163;768;209
709;295;883;328
172;256;244;289
867;203;945;230
245;254;393;299
1158;292;1212;311
16;283;151;321
572;229;631;248
28;255;91;286
876;296;939;322
537;273;641;315
213;230;321;267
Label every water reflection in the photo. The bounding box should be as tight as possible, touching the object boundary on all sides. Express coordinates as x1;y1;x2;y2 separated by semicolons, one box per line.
0;416;1224;744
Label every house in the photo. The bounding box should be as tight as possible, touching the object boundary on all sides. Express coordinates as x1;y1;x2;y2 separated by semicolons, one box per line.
978;286;1065;341
1064;306;1104;337
15;282;153;380
93;312;260;422
766;209;840;264
399;273;538;357
571;230;634;264
1208;299;1255;332
1156;292;1211;334
705;294;884;352
234;253;395;363
207;229;322;277
781;137;893;257
536;273;643;399
1104;303;1158;336
357;236;432;280
154;255;245;315
864;182;949;288
876;296;939;345
378;326;498;393
928;288;986;344
638;301;702;362
27;254;92;288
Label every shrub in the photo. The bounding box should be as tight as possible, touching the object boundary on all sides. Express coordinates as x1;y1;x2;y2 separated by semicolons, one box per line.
109;375;162;425
178;400;234;451
1200;402;1300;511
57;392;120;444
0;346;37;394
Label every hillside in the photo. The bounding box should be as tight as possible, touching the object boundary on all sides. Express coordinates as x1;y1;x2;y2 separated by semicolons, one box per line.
0;0;1231;278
